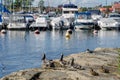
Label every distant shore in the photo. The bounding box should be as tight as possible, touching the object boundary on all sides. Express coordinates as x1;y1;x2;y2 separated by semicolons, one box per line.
1;48;120;80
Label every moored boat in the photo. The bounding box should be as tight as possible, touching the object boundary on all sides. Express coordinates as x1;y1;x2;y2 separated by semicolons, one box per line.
98;13;120;30
74;12;95;30
29;15;48;30
50;16;70;30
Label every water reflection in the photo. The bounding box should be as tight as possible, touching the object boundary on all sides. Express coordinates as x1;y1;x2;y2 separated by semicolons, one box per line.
98;30;120;48
0;30;120;77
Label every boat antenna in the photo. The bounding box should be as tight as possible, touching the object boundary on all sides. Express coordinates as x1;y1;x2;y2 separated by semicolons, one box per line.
69;0;71;4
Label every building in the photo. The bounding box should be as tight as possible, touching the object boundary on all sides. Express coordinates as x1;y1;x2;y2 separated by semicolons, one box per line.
99;7;113;14
112;2;120;13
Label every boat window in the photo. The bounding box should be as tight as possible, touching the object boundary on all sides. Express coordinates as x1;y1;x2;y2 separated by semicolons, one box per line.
77;15;91;19
63;11;69;13
63;4;77;8
75;22;94;25
110;15;120;17
11;16;25;23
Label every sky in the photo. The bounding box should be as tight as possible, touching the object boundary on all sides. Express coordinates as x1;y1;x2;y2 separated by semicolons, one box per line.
32;0;120;7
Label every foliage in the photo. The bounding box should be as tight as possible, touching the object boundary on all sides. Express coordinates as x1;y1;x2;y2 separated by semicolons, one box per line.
14;0;33;8
81;7;88;12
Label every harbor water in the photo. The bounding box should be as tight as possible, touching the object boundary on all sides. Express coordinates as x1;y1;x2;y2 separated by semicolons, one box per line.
0;30;120;78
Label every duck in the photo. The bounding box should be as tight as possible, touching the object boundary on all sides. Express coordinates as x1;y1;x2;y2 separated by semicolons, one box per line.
86;49;93;53
90;68;99;76
41;53;51;68
59;53;68;67
70;58;75;66
69;58;85;70
49;60;55;68
59;53;64;62
99;66;109;73
41;53;46;62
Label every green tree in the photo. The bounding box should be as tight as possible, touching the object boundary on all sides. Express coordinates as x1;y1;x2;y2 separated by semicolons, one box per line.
14;0;34;11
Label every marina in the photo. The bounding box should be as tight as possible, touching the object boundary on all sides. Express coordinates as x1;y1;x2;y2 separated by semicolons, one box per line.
0;30;120;77
0;0;120;79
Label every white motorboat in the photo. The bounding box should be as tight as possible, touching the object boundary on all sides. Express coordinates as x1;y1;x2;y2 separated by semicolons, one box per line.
7;14;34;30
7;14;27;30
29;15;48;30
50;16;70;30
98;13;120;30
74;12;95;30
62;3;78;19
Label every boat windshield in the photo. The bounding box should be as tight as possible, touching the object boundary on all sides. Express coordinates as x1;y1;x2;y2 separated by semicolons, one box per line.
63;4;77;8
10;15;25;23
63;11;78;14
77;15;91;19
75;22;94;25
109;15;120;17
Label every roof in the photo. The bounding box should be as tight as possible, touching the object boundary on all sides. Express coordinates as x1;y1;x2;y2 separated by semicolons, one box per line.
63;4;77;8
112;3;120;8
99;8;113;12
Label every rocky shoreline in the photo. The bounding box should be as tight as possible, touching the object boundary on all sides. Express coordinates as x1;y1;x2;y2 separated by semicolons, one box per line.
1;48;120;80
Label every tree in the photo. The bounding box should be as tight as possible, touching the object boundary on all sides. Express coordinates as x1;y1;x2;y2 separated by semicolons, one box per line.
13;0;34;11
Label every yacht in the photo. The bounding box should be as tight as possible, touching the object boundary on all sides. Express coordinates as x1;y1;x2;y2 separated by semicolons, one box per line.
29;14;48;30
50;16;70;30
62;3;78;19
7;14;34;30
74;12;95;30
62;2;78;29
98;13;120;30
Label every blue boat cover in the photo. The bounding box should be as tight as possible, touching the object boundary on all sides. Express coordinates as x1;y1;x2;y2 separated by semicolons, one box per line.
75;12;91;16
0;3;10;13
75;12;91;19
86;10;101;15
0;15;2;22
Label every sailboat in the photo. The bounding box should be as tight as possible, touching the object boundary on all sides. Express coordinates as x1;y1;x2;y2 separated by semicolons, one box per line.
0;1;11;29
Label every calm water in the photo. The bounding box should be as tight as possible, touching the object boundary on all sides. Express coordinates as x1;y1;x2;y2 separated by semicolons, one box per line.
0;30;120;78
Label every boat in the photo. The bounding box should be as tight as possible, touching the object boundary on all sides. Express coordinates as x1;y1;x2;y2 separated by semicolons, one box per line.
98;13;120;30
62;2;78;28
29;14;48;30
50;16;70;30
62;3;78;19
7;14;27;30
74;12;95;30
0;3;11;29
87;10;102;20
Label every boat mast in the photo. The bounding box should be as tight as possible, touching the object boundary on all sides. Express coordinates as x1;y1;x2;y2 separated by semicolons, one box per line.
12;0;14;14
106;0;107;6
69;0;71;4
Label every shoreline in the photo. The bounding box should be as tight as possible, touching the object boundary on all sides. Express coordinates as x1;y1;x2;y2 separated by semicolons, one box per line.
1;48;120;80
